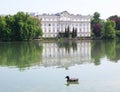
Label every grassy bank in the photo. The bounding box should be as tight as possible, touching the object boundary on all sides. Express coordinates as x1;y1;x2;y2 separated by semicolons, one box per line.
34;37;92;42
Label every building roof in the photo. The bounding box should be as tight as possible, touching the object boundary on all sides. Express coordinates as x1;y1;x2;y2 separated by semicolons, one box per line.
32;11;90;18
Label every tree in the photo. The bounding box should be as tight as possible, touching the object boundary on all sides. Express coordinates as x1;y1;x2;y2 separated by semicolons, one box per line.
102;20;116;39
92;23;102;37
0;16;7;40
64;27;67;37
92;12;101;24
13;12;43;41
74;28;77;37
108;15;118;20
72;27;75;38
108;15;120;30
67;26;70;38
0;12;43;41
91;12;103;38
65;26;70;38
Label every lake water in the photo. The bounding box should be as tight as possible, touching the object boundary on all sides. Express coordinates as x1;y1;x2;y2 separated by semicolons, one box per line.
0;40;120;92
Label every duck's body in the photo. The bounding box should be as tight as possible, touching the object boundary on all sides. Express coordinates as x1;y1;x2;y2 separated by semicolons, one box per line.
65;76;78;82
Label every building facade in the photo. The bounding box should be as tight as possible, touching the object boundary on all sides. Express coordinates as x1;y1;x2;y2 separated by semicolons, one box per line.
33;11;91;38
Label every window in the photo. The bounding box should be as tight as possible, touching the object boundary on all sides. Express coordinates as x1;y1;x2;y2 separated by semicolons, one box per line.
75;24;78;26
79;24;81;26
79;28;81;32
44;28;46;32
53;28;55;32
83;28;85;32
44;24;46;26
49;29;51;32
57;24;59;26
53;24;55;26
73;19;76;21
49;24;51;26
87;23;89;26
60;28;63;32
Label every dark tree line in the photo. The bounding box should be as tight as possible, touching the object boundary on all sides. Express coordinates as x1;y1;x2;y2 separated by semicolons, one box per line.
0;12;43;41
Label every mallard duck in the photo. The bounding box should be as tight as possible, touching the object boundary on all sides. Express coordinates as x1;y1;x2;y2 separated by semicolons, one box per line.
65;76;79;82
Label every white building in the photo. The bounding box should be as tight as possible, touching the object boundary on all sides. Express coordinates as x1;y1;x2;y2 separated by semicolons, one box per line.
33;11;91;38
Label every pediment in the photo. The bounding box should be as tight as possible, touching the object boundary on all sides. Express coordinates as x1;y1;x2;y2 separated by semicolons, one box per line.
60;11;70;17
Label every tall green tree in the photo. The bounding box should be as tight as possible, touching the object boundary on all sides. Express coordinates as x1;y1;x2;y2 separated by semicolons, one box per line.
102;20;116;39
91;12;103;38
72;28;77;38
65;26;70;38
92;12;101;24
72;27;75;38
0;16;6;40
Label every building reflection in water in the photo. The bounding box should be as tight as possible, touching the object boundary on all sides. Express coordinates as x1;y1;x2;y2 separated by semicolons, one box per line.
42;40;91;68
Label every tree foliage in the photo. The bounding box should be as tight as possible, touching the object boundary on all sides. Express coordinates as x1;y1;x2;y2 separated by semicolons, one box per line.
92;12;101;24
91;12;103;38
91;12;120;40
108;16;120;30
102;20;116;39
59;26;77;38
65;26;70;38
72;27;77;38
0;12;43;41
108;15;120;39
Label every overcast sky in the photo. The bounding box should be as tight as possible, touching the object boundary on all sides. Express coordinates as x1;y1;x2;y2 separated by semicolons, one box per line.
0;0;119;19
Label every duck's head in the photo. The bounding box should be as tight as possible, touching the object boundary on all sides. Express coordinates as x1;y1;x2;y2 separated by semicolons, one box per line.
65;76;70;80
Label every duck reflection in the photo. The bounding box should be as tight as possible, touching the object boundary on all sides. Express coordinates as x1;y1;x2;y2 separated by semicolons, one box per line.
65;81;79;86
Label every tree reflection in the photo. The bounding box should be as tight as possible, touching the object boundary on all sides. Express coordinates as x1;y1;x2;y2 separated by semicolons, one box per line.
91;40;105;65
57;41;77;53
1;40;120;69
0;41;43;70
110;40;120;62
104;40;116;61
91;40;120;65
